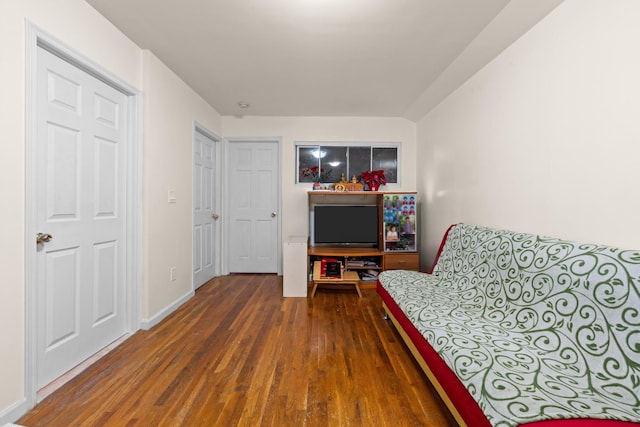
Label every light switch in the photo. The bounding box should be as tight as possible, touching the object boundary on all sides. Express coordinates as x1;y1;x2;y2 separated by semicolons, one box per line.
168;190;177;203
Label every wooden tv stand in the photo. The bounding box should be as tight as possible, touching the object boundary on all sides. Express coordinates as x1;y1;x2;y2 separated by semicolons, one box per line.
307;191;420;291
308;246;419;290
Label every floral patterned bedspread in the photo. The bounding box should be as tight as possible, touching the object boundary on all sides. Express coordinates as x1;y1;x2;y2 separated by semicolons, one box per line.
378;223;640;427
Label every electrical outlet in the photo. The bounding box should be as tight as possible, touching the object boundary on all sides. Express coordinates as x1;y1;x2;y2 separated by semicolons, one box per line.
170;267;177;282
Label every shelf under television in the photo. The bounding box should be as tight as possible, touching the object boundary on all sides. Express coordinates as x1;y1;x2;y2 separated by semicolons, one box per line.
307;246;383;257
308;246;384;290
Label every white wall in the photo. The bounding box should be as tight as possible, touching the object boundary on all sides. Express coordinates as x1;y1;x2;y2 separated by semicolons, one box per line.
221;116;417;258
0;0;221;420
142;51;221;321
417;0;640;269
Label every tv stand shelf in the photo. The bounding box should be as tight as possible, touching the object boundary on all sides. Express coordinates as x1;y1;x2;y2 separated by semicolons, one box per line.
307;191;420;292
307;247;421;290
308;247;383;257
308;247;383;289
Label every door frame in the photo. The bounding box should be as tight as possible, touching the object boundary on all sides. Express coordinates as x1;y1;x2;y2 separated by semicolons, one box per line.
24;23;142;407
192;121;222;289
223;137;282;275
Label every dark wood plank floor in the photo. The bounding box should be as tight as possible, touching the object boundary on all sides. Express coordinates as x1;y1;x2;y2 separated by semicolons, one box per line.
19;274;456;426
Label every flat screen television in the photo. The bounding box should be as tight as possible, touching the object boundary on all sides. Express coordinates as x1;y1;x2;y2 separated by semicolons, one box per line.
312;205;379;247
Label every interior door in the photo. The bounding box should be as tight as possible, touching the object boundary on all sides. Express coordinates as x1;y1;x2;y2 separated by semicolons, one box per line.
36;46;128;388
193;129;218;288
227;140;279;273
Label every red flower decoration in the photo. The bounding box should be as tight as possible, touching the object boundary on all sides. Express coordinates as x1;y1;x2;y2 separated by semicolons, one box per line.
361;170;386;191
301;166;325;182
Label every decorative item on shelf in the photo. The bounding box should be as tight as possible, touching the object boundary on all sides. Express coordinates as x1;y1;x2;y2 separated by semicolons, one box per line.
333;173;349;192
320;258;342;278
301;166;332;187
348;175;364;192
361;169;386;191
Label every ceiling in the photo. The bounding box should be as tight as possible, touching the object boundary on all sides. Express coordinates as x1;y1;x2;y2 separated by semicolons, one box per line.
85;0;563;119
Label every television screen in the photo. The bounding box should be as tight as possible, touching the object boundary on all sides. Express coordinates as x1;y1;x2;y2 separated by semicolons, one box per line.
312;205;379;247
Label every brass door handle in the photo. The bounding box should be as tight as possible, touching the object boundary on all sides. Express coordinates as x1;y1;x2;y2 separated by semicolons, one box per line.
36;233;53;244
212;213;219;220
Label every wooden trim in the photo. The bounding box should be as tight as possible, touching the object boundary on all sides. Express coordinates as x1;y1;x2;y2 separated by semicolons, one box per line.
382;302;467;427
308;246;383;256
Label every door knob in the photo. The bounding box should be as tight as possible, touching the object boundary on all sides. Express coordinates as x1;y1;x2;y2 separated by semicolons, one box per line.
271;211;277;218
36;233;53;244
212;213;219;220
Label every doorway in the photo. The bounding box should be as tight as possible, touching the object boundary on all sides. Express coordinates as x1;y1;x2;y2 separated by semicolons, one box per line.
193;124;221;288
225;138;281;274
26;26;141;402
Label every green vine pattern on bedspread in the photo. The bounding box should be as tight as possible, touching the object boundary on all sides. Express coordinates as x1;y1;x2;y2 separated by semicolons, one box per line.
379;224;640;427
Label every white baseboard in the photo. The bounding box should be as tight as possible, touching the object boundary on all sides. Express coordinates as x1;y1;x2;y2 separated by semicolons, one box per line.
140;290;194;330
0;397;27;426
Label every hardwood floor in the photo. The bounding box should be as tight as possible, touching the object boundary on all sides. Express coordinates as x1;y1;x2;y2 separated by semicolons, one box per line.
19;274;457;427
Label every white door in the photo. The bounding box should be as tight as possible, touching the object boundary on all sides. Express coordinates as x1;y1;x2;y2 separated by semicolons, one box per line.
36;47;128;388
227;140;279;273
193;129;218;288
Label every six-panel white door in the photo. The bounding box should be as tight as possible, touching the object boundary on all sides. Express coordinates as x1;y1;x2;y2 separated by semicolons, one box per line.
36;47;128;388
228;141;279;273
193;129;217;288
